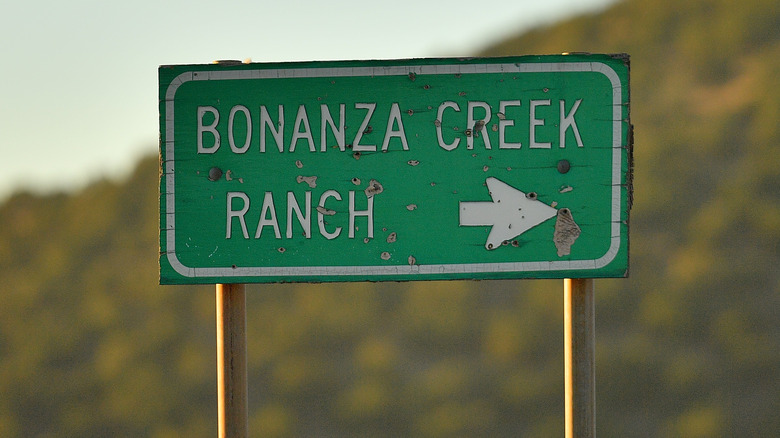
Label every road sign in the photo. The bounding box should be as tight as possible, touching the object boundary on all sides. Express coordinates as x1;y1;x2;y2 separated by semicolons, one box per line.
159;54;631;284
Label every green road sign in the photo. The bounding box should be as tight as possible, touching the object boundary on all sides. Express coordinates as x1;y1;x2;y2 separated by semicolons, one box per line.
159;54;631;284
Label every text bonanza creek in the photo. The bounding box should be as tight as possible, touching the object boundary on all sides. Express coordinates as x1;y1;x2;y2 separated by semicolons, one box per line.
195;99;586;155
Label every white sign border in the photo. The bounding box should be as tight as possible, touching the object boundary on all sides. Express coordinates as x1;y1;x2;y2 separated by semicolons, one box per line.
163;60;625;279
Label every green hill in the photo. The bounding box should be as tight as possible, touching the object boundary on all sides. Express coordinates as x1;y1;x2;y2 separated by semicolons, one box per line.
1;0;779;436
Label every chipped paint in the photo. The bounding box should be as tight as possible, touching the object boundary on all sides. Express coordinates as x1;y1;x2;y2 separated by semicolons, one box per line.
296;175;317;188
295;160;303;168
553;208;581;257
365;179;383;198
406;204;417;211
316;206;336;216
225;170;233;181
387;232;397;243
407;160;420;166
560;186;573;193
408;255;416;266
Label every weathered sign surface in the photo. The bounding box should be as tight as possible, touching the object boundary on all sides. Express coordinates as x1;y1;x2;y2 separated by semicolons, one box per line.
159;54;631;284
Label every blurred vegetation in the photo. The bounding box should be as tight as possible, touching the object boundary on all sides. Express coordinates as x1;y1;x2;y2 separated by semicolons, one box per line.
1;0;779;435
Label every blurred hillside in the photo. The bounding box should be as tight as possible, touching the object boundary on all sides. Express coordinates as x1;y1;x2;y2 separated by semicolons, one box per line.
1;0;778;436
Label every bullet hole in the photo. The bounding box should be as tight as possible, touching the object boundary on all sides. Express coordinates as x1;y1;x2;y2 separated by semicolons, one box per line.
351;177;361;185
365;179;384;197
381;251;391;260
408;72;416;81
557;159;571;174
526;192;538;200
208;167;223;181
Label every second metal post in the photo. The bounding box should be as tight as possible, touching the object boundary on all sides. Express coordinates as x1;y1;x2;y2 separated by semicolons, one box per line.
564;278;595;438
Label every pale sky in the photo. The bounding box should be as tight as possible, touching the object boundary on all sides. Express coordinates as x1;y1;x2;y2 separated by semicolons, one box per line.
0;0;615;202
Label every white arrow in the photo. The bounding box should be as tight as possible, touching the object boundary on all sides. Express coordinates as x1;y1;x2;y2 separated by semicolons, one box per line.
459;177;558;250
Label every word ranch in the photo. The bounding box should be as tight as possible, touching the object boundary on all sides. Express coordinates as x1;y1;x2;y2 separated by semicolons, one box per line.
225;189;376;241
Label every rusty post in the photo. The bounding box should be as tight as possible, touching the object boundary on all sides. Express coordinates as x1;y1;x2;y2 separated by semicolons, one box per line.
216;284;248;438
564;278;595;438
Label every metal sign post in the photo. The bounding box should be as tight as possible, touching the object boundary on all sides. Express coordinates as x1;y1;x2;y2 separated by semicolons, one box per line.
564;278;595;437
216;283;248;438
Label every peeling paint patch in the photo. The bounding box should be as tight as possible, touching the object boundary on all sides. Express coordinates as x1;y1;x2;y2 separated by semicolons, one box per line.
380;251;391;260
365;179;384;198
553;208;581;257
559;185;573;193
316;206;336;216
406;204;417;211
297;175;317;188
387;232;397;243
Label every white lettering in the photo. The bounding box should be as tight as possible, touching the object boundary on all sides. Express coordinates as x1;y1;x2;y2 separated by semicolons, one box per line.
436;101;460;151
255;192;281;239
498;100;522;149
318;190;342;240
348;191;374;239
197;106;220;154
321;104;346;152
290;105;315;152
530;99;551;149
228;105;251;153
352;103;377;152
286;191;311;238
467;101;492;149
260;105;284;153
560;99;584;148
381;102;409;151
226;192;250;239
